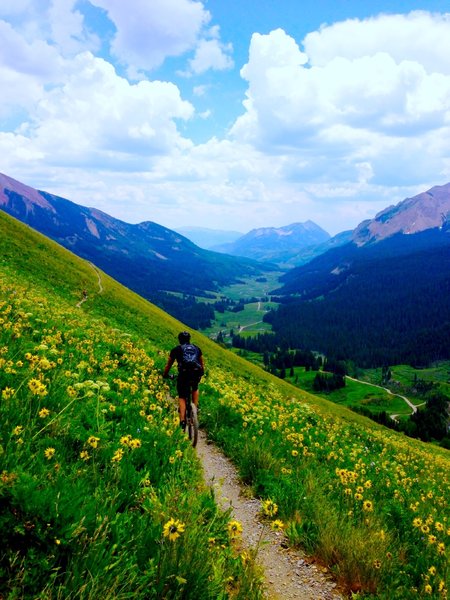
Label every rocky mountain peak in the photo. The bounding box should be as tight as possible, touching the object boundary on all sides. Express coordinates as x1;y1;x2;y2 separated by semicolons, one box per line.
352;183;450;246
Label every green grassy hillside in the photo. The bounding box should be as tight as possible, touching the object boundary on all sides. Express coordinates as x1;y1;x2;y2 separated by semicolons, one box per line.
1;210;449;599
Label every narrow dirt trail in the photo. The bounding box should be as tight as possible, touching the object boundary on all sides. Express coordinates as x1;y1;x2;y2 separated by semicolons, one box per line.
76;262;104;307
196;431;343;600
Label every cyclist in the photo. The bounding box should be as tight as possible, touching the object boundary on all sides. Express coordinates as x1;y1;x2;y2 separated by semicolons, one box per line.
163;331;204;429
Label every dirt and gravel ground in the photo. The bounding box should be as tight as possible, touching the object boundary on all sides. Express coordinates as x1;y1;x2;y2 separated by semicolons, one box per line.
196;431;344;600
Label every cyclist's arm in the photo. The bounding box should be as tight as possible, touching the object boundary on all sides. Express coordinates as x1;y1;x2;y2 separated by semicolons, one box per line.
163;356;175;378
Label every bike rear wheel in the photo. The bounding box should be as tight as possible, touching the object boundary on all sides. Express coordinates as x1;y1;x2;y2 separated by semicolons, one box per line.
187;403;198;448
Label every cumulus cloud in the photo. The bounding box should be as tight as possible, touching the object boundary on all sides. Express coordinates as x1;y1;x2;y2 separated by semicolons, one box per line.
0;19;62;117
188;38;233;74
231;15;450;190
89;0;211;71
304;11;450;75
48;0;99;55
0;0;33;17
25;52;194;167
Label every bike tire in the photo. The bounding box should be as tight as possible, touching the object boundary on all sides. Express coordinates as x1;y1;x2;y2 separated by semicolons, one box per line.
187;403;199;448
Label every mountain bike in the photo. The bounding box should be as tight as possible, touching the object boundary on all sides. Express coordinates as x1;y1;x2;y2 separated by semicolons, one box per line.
185;390;199;448
167;374;199;448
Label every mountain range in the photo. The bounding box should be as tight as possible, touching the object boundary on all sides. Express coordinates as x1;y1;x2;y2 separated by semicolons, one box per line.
0;172;271;306
212;221;332;265
2;170;450;367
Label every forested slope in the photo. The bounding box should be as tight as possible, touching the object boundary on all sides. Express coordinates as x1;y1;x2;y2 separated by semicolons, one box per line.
267;229;450;366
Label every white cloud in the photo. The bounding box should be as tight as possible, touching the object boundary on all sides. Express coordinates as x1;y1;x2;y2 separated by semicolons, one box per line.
304;11;450;75
89;0;211;71
48;0;99;55
0;19;62;117
25;52;194;167
231;17;450;190
0;0;33;17
188;37;233;75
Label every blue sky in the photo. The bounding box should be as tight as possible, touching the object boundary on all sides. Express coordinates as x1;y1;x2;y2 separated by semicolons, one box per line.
1;1;450;235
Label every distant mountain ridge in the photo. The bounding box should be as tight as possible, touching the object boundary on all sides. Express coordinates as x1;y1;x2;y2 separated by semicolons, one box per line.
213;221;331;264
265;182;450;367
0;172;271;305
175;226;243;249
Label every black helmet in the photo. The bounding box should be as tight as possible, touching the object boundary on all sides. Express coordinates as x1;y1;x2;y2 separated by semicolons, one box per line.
178;331;190;344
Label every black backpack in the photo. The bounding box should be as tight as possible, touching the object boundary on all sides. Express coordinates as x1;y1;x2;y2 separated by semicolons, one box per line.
180;344;201;371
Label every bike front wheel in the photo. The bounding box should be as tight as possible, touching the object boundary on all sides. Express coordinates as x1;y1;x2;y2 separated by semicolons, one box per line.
187;403;199;448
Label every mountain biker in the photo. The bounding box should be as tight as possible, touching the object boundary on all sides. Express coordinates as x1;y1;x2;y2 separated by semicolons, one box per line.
163;331;204;430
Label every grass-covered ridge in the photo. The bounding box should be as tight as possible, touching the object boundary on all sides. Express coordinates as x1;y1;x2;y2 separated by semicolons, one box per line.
1;210;449;599
0;211;263;599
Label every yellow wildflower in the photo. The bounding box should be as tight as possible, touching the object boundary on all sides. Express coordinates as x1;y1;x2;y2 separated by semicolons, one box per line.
87;436;100;448
44;447;56;460
227;520;243;539
262;499;278;517
112;448;124;463
28;378;48;397
2;387;15;400
39;408;50;418
163;518;185;542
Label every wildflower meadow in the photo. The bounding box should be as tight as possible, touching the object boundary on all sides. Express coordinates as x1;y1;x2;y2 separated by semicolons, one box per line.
1;210;449;599
0;222;263;600
200;368;449;599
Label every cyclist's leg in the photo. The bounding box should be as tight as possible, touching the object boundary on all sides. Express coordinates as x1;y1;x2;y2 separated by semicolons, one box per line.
190;374;201;407
178;397;187;423
177;374;189;427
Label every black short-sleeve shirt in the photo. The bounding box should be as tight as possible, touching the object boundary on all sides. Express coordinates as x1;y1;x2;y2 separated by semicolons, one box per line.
170;344;202;370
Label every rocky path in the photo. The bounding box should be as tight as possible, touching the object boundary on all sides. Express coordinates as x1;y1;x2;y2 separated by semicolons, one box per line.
197;431;343;600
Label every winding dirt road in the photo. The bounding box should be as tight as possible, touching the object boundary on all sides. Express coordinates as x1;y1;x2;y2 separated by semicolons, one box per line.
346;376;417;414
